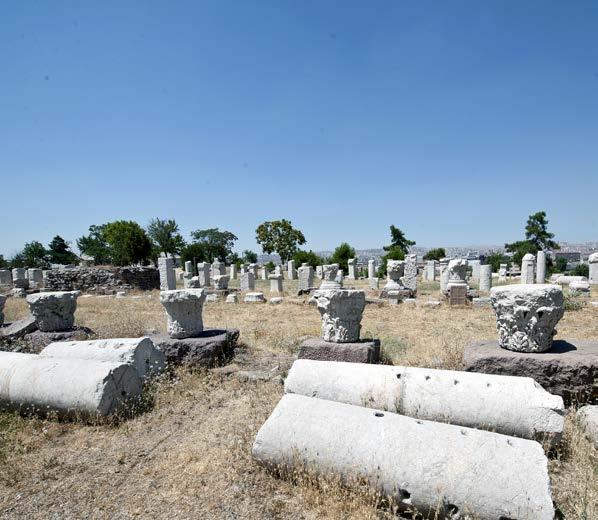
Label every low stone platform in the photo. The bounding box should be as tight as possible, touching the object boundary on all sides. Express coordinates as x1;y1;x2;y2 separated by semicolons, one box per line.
298;337;380;364
463;339;598;405
149;328;240;367
24;326;95;353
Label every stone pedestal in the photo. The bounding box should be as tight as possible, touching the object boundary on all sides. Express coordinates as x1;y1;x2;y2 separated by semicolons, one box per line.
158;257;176;290
12;268;28;290
287;260;297;280
314;289;365;343
28;268;44;290
149;328;239;367
347;258;356;280
240;272;255;292
298;337;380;364
402;257;417;292
367;259;376;279
197;262;211;287
319;264;341;290
479;264;492;292
536;251;546;283
491;284;564;353
521;253;536;284
212;275;229;290
26;291;79;332
297;263;314;292
0;270;12;288
159;289;206;339
463;339;598;405
269;274;283;293
384;260;404;292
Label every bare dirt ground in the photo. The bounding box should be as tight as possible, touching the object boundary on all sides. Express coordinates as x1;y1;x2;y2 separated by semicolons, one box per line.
0;280;596;519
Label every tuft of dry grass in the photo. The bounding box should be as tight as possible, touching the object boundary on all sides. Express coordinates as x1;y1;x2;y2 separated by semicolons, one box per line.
0;287;596;518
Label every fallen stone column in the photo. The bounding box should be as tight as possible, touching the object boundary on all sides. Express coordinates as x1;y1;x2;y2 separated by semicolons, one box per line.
40;337;165;378
0;352;142;418
253;394;554;520
285;359;564;444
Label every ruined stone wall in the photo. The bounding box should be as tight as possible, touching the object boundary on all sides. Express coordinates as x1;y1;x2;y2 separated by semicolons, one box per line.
44;267;159;293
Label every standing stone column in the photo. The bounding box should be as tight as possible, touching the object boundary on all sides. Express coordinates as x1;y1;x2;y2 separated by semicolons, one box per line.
12;268;28;290
159;289;206;339
470;260;481;280
260;266;269;280
589;253;598;285
314;289;366;342
213;275;230;290
269;274;283;293
249;263;259;279
320;264;341;290
521;254;536;284
368;259;376;279
298;263;314;292
425;260;437;281
239;264;246;275
230;264;237;280
479;264;492;292
212;259;225;278
498;263;508;283
316;265;323;278
287;260;297;280
536;251;546;284
0;270;12;288
197;262;210;287
158;257;176;291
402;257;417;293
240;272;255;292
184;261;193;274
27;268;44;290
26;291;79;332
439;258;450;294
490;284;564;352
347;258;357;280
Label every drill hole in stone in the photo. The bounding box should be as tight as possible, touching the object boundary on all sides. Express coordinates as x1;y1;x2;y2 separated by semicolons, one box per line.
396;373;401;379
374;412;384;418
446;504;459;517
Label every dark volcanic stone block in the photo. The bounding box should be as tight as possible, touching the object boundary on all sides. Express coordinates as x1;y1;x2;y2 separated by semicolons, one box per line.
298;337;380;364
463;339;598;406
24;327;95;353
150;328;239;367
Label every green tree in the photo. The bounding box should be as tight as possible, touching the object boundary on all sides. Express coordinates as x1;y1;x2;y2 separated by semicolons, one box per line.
255;219;306;263
8;252;25;269
572;263;589;277
47;235;78;265
383;225;415;255
242;250;258;264
22;241;49;268
77;225;112;264
147;218;186;255
485;251;510;273
506;211;559;265
103;220;153;266
329;242;356;273
0;255;6;269
180;242;207;268
189;228;238;263
377;247;406;277
423;248;446;261
555;257;568;273
293;249;325;269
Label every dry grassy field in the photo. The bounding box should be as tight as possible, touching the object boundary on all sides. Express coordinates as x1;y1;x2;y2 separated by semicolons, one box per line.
0;280;596;519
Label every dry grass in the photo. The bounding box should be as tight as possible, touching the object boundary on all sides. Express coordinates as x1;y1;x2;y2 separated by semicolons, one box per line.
0;284;596;519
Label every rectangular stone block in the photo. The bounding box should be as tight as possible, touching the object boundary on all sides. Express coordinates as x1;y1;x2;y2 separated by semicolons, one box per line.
298;337;380;364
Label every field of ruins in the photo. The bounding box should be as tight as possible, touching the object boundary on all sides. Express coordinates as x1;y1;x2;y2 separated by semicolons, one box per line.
0;276;596;519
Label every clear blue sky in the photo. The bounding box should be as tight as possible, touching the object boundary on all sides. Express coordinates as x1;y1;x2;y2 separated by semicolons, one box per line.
1;1;597;258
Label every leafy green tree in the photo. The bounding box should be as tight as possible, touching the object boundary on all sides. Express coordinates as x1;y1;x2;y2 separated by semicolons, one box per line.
485;251;510;273
0;255;6;269
190;228;238;263
147;218;186;255
329;242;356;273
8;251;25;269
22;241;49;268
180;242;207;268
265;261;276;271
47;235;78;265
103;220;153;266
242;250;258;264
383;225;415;255
423;248;446;261
255;219;306;263
572;263;589;277
293;249;325;269
506;211;559;265
555;257;568;273
77;225;112;264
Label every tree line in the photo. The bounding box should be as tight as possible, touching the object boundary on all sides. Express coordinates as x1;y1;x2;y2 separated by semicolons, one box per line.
2;212;574;276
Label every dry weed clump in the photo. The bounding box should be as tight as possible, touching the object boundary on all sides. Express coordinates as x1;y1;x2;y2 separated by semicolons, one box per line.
0;290;596;518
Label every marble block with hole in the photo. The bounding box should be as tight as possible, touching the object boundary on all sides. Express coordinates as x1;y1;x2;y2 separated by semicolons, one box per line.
298;337;380;364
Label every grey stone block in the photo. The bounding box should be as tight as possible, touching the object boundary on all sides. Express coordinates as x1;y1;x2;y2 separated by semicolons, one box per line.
298;337;380;364
149;328;239;367
463;339;598;405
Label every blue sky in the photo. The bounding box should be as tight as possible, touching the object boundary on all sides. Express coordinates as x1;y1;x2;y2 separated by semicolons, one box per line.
1;1;597;258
